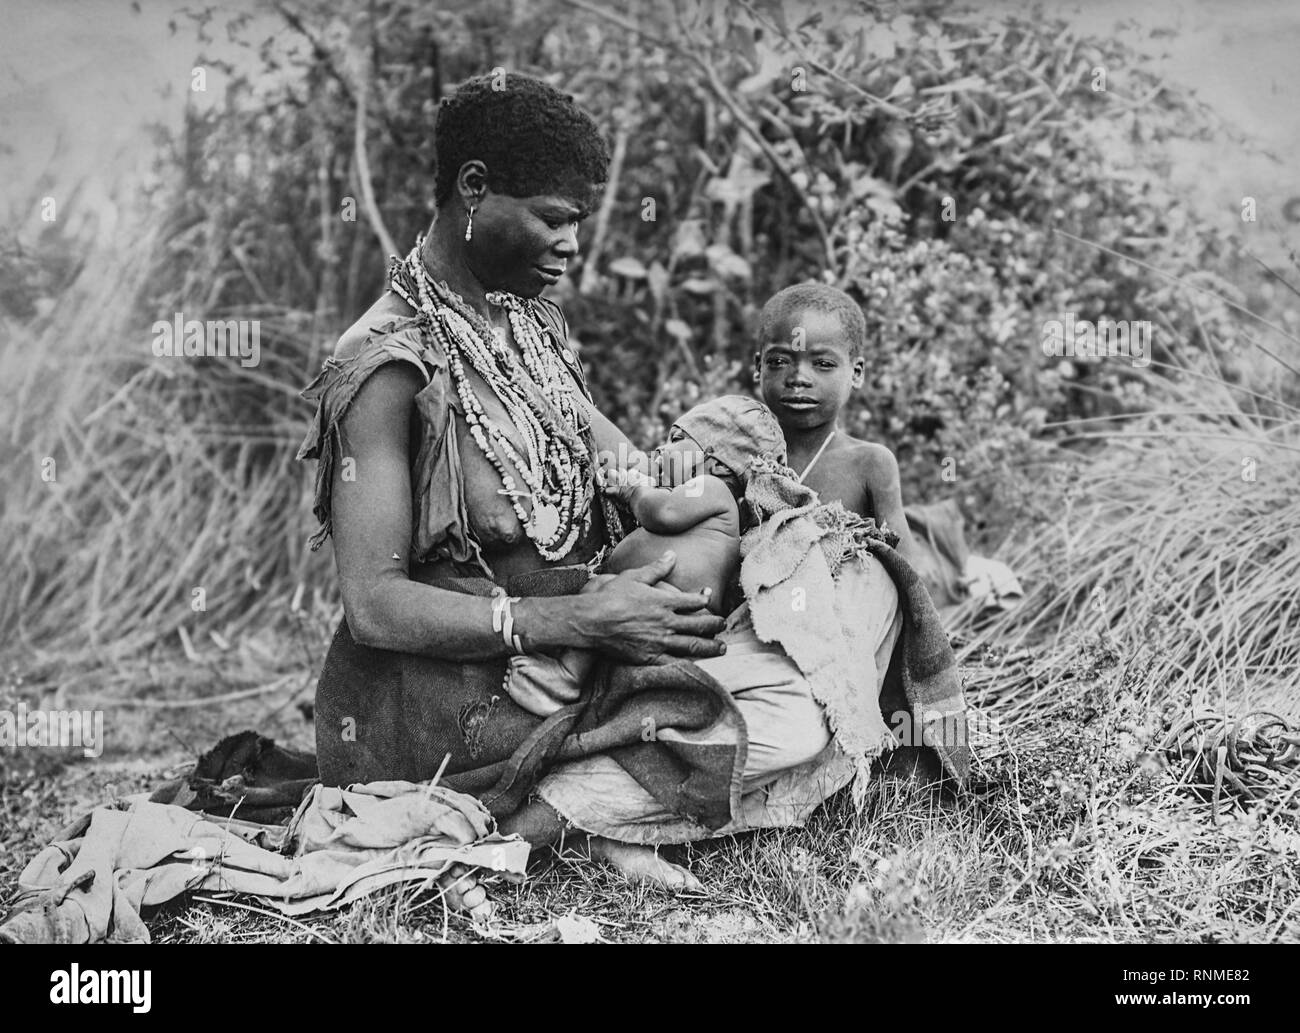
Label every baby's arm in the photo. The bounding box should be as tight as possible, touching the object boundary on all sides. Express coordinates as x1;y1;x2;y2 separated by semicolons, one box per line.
617;475;734;535
859;445;921;566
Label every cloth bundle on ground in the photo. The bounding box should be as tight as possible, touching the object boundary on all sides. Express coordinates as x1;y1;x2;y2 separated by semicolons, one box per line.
904;498;1023;617
148;729;319;825
0;777;528;944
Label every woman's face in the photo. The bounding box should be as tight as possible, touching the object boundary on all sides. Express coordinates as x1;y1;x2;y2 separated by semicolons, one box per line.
463;174;595;297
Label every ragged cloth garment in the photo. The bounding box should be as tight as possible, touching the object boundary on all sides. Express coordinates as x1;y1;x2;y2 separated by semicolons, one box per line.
534;555;903;844
314;564;750;833
740;457;971;792
295;261;630;579
0;779;528;944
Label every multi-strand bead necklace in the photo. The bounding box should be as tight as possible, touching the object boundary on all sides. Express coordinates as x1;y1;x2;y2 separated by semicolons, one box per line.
389;237;594;562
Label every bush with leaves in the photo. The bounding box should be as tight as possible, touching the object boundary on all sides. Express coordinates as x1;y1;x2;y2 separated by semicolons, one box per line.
2;0;1279;662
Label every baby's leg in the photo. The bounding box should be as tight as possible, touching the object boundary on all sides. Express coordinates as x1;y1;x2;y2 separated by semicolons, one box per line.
505;571;614;715
504;650;591;717
606;530;666;576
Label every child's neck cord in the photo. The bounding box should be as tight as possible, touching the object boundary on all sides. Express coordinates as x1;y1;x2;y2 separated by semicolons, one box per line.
796;429;836;484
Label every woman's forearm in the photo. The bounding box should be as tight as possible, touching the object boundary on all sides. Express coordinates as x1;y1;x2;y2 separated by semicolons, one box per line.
344;576;589;659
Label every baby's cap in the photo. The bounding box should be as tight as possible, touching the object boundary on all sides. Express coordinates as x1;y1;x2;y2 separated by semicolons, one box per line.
671;395;787;480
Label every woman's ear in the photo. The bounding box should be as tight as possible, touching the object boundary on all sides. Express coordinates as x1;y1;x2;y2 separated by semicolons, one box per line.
751;351;763;383
851;356;866;389
456;160;489;206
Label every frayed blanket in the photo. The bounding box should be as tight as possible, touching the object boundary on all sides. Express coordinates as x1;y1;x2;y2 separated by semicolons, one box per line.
741;458;970;791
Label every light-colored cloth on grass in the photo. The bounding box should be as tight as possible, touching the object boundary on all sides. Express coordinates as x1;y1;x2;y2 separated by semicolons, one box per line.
962;555;1024;611
0;780;528;944
905;498;1024;616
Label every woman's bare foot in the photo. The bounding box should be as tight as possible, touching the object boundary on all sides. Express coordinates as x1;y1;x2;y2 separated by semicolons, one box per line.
437;864;494;922
588;837;703;892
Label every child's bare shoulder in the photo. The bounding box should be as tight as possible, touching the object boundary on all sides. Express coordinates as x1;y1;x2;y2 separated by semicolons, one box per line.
837;434;901;481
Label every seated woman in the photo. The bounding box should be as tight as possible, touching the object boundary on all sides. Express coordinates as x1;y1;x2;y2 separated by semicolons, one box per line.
298;72;921;916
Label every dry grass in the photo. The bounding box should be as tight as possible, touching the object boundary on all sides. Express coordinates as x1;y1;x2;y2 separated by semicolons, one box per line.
3;220;1299;942
0;219;333;677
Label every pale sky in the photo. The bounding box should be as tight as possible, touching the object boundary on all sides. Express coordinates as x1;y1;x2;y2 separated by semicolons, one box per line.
1;0;273;242
2;0;1296;252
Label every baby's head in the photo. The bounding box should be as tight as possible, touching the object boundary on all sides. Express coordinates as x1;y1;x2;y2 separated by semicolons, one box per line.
754;282;867;431
654;396;786;497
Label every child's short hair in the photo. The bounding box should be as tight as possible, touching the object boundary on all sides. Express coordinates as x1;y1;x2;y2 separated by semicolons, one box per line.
757;282;868;359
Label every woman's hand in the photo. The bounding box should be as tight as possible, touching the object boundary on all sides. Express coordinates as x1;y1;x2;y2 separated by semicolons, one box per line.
575;552;726;665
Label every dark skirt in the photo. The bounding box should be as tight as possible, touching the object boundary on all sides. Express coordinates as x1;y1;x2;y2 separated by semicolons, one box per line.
314;566;590;788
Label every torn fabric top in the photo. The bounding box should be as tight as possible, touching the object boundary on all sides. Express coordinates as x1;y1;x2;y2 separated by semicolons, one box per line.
295;292;618;579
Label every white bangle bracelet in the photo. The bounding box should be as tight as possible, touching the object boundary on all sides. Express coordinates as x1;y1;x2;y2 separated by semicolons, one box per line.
491;591;509;634
501;596;523;654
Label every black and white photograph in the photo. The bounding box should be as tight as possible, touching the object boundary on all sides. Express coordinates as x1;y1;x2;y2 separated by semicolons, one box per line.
1;0;1296;978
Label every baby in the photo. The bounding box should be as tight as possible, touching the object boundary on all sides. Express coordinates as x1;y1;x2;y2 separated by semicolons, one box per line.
504;395;787;717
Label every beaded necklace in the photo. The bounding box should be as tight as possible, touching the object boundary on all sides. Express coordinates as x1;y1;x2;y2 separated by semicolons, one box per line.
390;237;594;562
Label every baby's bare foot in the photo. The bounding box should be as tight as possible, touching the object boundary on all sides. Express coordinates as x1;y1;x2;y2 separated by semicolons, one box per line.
505;655;581;717
589;837;703;892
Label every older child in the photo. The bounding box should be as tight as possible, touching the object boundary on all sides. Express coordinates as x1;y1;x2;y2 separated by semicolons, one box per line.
504;395;787;717
752;282;921;567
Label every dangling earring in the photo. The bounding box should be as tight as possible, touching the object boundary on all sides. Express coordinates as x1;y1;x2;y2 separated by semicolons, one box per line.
464;205;477;243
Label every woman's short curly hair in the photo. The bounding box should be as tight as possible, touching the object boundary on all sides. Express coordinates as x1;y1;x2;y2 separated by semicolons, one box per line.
433;72;610;208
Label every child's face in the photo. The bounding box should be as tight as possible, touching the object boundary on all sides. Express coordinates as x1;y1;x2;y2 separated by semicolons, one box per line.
653;426;707;487
754;307;865;431
653;426;740;492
